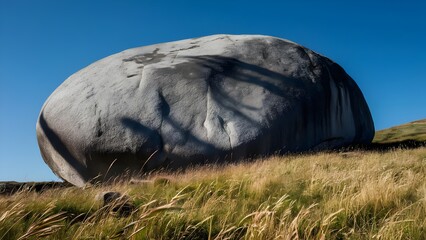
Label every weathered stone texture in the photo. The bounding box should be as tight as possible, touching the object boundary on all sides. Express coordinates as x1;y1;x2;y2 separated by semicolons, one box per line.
37;35;374;186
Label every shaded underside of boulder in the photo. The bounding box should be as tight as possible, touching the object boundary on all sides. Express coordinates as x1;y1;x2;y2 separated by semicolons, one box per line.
36;34;374;186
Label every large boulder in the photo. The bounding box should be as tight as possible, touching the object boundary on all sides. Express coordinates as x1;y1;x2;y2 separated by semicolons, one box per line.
37;34;374;186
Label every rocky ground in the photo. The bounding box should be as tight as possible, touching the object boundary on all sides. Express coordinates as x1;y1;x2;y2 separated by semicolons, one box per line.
0;181;72;195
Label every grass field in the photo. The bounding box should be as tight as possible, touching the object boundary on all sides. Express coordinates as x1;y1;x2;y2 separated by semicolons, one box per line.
1;121;425;239
374;119;426;143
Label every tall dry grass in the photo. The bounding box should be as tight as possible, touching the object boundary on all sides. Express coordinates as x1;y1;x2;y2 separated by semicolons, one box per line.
1;147;425;239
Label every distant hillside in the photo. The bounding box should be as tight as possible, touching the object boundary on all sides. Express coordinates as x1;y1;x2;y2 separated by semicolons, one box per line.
374;119;426;143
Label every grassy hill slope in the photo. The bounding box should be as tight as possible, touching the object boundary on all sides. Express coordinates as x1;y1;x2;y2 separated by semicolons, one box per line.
1;148;426;239
374;119;426;143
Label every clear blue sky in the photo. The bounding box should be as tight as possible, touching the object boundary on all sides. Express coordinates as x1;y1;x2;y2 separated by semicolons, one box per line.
1;0;425;182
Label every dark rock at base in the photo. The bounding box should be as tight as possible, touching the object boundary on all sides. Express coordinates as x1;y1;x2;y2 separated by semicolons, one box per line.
97;191;134;217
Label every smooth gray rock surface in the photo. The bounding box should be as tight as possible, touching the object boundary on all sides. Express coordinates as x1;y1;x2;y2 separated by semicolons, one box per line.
37;34;374;186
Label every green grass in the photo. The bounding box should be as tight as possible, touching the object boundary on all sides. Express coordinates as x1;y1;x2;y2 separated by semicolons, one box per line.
374;119;426;143
1;148;426;239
